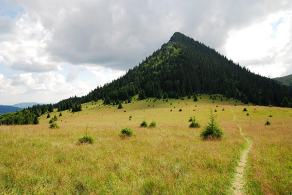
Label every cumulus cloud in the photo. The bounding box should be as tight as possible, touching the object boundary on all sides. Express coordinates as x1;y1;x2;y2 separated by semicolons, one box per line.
1;0;292;104
14;0;292;70
224;11;292;77
0;72;89;104
0;13;59;72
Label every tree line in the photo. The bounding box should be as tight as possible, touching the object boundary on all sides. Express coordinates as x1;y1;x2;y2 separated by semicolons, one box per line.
1;32;292;125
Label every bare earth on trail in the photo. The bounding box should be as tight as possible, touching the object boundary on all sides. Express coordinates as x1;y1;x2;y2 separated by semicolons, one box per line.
231;124;253;195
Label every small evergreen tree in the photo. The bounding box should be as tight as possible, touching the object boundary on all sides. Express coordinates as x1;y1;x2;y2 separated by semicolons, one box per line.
78;135;94;144
140;121;148;127
47;113;50;118
265;120;271;126
149;121;156;128
49;115;58;124
193;94;198;102
189;117;200;128
201;111;223;139
49;122;59;129
120;128;133;137
118;102;123;109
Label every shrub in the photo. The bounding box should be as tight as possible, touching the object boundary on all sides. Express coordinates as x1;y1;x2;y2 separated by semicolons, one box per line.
269;115;272;117
140;121;148;127
179;109;182;112
120;128;133;137
200;112;223;140
193;94;198;102
49;122;59;129
189;121;200;128
243;108;248;112
78;135;94;144
265;120;271;126
222;108;225;111
47;113;50;118
246;113;250;116
49;115;58;124
59;112;62;117
149;121;156;128
118;102;123;109
189;117;200;128
214;109;217;112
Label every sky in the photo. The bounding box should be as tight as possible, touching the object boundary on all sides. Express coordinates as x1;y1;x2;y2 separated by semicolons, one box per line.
0;0;292;104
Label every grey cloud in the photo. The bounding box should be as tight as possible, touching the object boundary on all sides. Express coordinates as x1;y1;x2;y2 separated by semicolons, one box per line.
13;0;292;71
10;62;57;72
0;17;14;35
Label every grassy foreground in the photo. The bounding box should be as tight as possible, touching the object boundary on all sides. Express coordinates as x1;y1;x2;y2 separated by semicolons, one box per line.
0;97;291;194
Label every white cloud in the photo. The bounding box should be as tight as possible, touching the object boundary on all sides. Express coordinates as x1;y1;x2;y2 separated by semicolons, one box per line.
0;0;292;104
85;65;125;87
0;74;12;93
224;11;292;77
14;0;292;70
0;13;58;72
0;71;90;104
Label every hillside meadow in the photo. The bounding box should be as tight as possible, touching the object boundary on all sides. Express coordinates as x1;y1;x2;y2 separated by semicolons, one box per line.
0;96;291;194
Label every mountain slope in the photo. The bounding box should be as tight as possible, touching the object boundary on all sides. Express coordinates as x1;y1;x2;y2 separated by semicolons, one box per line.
274;74;292;87
0;105;21;114
1;32;292;125
78;32;291;107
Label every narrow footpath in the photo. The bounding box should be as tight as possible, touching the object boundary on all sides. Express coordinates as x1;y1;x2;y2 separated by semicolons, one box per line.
231;111;253;195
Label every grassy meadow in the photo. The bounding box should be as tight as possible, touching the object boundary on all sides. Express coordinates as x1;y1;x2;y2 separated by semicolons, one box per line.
0;96;291;194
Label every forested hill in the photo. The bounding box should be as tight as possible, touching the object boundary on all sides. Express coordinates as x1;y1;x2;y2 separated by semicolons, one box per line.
1;32;292;125
78;32;292;107
274;74;292;87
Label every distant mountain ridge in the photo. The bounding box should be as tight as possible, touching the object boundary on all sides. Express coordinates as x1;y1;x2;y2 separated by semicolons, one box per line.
274;74;292;87
0;105;21;114
0;102;38;115
13;102;39;108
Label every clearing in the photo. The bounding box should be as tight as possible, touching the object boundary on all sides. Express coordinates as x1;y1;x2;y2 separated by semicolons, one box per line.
0;96;291;194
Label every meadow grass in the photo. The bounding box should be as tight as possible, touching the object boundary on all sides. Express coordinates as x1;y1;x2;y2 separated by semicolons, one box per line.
0;96;291;194
232;106;292;194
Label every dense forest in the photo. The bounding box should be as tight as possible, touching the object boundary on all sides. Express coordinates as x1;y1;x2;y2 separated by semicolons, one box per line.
1;32;292;125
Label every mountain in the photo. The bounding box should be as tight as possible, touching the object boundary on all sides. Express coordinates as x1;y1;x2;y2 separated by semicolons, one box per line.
0;105;21;114
70;32;291;107
274;74;292;87
13;102;39;108
1;32;292;125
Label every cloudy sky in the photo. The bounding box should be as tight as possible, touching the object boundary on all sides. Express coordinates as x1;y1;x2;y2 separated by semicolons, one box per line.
0;0;292;104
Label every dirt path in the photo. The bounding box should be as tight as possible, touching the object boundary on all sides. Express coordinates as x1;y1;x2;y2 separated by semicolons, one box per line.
231;111;253;195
